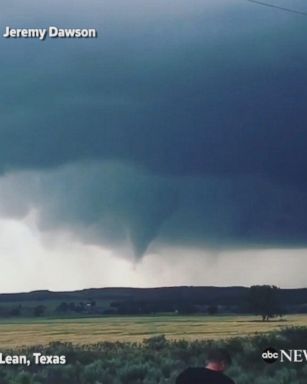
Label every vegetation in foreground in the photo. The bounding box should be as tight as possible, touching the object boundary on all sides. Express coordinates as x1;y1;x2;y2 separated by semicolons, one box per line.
1;327;307;384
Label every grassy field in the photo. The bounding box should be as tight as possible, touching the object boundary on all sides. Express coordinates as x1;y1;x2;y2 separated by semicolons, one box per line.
0;314;307;348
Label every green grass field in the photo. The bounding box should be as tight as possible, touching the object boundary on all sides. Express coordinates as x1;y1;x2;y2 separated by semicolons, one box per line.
1;314;307;348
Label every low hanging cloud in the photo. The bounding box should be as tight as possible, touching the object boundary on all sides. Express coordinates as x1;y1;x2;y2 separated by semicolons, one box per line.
0;161;306;258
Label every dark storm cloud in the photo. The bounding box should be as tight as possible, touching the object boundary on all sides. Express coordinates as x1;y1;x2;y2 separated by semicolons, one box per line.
0;0;307;255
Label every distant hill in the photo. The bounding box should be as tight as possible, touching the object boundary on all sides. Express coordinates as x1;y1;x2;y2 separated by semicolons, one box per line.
1;287;307;316
0;286;307;305
0;286;248;304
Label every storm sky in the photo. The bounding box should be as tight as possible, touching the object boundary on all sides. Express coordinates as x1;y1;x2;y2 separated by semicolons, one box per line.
1;0;307;291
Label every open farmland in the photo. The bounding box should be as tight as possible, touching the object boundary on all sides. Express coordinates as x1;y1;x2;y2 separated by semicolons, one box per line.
1;314;307;348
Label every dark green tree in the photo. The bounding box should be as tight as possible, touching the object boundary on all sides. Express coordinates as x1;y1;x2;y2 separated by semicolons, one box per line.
248;285;282;321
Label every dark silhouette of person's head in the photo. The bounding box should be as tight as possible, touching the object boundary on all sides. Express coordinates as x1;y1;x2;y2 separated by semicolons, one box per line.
206;348;232;373
176;348;235;384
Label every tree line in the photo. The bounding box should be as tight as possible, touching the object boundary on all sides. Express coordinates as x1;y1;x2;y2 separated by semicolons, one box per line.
0;285;302;320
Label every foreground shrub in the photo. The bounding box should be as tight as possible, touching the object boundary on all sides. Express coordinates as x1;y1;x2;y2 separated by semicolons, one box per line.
1;327;307;384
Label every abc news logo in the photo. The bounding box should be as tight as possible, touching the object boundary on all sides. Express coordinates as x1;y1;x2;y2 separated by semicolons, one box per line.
262;348;307;364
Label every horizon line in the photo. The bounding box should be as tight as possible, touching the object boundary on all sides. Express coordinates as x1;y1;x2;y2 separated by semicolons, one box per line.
1;284;307;296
